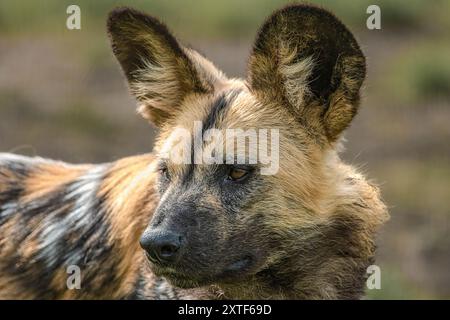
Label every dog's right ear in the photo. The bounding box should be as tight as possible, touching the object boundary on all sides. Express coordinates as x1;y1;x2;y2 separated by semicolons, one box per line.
107;7;224;127
247;4;366;142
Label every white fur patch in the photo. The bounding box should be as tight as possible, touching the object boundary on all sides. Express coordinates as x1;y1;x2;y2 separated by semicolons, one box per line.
279;46;314;109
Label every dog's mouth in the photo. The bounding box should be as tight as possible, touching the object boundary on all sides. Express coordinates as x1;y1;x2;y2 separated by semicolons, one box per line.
145;253;256;288
156;270;202;289
149;263;206;288
219;256;254;277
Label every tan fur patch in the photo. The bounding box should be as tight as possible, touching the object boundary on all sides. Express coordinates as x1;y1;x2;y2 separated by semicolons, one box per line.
98;154;158;297
22;162;90;203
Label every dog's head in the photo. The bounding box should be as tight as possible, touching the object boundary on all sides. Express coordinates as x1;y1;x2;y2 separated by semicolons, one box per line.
108;4;370;290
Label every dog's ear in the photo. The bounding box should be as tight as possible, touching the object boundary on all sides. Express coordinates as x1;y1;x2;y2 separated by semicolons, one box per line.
107;7;225;127
247;4;366;141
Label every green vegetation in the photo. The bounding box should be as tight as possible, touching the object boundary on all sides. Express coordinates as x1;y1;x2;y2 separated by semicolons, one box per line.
1;0;450;37
380;42;450;104
366;265;432;299
375;159;450;217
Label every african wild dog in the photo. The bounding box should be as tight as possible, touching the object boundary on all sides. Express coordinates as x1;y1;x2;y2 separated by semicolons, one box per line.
0;4;388;299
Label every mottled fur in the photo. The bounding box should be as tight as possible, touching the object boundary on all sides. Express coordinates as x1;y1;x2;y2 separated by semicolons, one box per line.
0;4;388;299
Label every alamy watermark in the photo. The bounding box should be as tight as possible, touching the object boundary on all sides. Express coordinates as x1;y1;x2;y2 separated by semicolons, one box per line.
367;5;381;30
366;265;382;290
66;5;81;30
66;265;81;290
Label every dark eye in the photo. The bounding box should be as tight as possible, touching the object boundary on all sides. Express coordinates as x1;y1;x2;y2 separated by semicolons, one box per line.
227;167;250;182
159;166;170;181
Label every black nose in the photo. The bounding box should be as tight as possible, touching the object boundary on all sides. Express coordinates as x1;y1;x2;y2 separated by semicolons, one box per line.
140;230;182;264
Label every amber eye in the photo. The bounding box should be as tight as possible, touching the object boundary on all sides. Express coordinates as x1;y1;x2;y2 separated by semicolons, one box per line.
227;167;249;181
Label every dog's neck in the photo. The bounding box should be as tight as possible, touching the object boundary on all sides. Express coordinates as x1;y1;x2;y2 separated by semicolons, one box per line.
216;220;373;299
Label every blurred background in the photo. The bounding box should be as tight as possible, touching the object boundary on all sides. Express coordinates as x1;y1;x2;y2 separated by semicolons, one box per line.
0;0;449;299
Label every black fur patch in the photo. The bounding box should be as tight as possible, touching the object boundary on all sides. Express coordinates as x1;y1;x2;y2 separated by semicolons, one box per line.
203;89;241;132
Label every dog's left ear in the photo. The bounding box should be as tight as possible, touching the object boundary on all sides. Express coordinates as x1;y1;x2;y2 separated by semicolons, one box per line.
107;7;225;127
248;4;366;141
